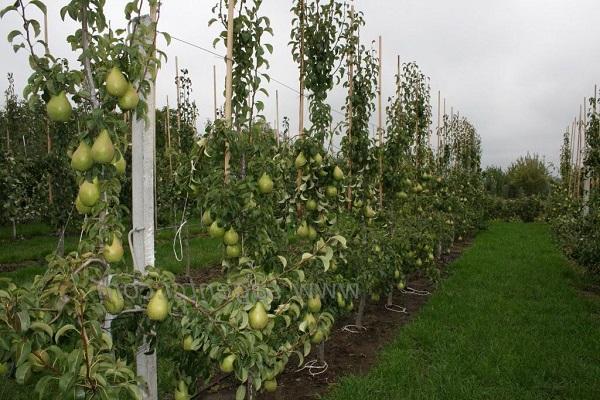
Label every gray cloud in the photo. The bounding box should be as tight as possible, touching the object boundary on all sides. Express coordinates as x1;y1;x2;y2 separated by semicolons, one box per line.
1;0;599;168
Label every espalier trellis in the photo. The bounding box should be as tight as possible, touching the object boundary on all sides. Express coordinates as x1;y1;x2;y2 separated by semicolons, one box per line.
549;88;600;278
0;0;175;398
337;9;384;327
0;1;487;399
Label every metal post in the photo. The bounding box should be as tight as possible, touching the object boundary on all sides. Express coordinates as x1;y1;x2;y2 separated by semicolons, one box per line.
131;13;158;400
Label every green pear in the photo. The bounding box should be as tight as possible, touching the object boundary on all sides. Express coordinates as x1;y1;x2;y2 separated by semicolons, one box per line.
46;91;72;122
118;84;139;111
75;196;91;214
182;335;194;351
312;153;323;165
306;199;317;211
104;287;124;314
146;289;169;321
295;152;307;169
249;302;268;330
258;173;274;194
92;130;115;164
303;313;317;331
223;227;239;246
103;235;124;263
325;186;338;198
79;179;100;207
296;221;309;238
220;354;236;373
308;225;317;241
105;66;128;97
311;329;324;344
209;220;225;238
226;244;241;258
112;151;126;175
307;294;321;313
333;165;344;181
201;210;213;226
71;141;94;171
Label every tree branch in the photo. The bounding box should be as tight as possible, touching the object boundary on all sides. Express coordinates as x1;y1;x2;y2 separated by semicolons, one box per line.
81;2;100;109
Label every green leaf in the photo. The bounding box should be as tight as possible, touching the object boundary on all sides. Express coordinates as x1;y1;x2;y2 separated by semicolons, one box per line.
277;255;287;269
235;384;246;400
30;19;41;37
0;5;17;19
30;1;47;15
7;29;21;42
55;324;78;343
301;252;313;261
15;362;31;384
17;311;30;332
15;340;31;367
30;322;53;338
126;384;143;400
303;340;311;356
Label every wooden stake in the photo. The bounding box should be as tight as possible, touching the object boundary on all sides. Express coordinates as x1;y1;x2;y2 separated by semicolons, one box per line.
298;0;306;137
443;97;446;150
576;105;583;197
437;90;441;155
224;0;235;183
583;97;590;214
166;97;173;175
213;65;217;121
569;118;576;196
377;36;384;208
44;10;53;204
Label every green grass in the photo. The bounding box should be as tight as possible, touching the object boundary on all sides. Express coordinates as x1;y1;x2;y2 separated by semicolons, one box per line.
0;224;221;281
0;236;80;264
327;222;600;400
0;222;53;240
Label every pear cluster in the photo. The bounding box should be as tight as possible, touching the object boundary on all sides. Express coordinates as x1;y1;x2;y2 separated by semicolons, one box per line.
105;67;139;111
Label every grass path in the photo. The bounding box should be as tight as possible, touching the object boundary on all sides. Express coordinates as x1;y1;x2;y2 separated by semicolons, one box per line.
327;222;600;400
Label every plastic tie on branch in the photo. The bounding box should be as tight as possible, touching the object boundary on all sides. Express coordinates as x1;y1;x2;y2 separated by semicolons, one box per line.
401;286;430;296
172;219;187;262
341;324;367;334
173;192;191;262
384;303;407;313
296;359;328;376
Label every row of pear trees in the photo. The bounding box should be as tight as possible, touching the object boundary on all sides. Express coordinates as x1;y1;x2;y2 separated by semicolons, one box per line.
548;87;600;276
0;65;199;238
0;1;485;400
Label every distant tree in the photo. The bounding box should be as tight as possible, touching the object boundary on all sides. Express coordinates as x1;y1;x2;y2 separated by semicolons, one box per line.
559;128;571;186
482;165;507;197
506;153;550;198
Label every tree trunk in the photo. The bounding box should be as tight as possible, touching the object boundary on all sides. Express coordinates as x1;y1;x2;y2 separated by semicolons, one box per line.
317;342;325;364
354;294;367;327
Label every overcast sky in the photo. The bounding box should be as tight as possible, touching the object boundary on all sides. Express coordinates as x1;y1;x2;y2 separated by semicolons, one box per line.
1;0;599;169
